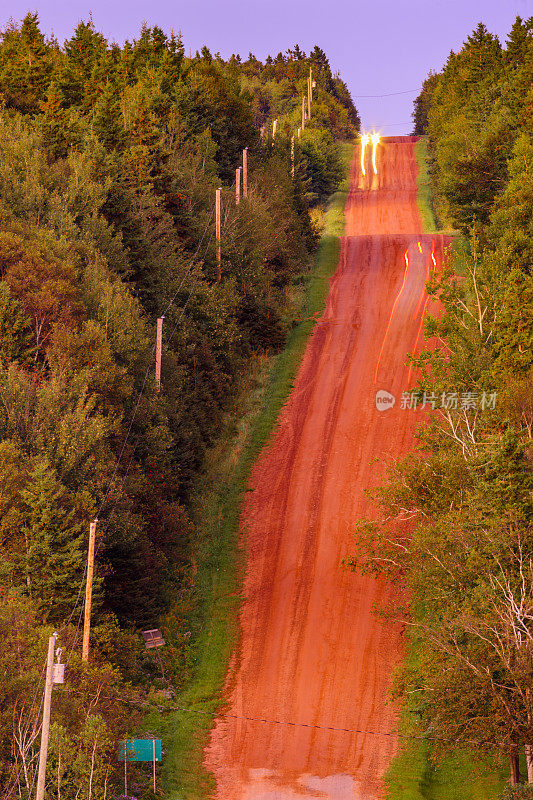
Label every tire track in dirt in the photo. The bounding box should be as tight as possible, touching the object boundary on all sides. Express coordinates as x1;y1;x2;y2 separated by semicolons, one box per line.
205;136;452;800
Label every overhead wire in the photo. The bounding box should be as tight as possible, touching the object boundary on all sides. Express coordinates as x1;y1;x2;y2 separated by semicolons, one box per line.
161;229;216;352
354;88;419;98
4;681;46;800
50;200;219;656
161;204;215;318
12;197;222;797
96;201;217;520
57;687;507;753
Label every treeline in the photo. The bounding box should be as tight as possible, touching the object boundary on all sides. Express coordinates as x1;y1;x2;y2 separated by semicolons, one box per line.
354;17;533;796
0;14;358;798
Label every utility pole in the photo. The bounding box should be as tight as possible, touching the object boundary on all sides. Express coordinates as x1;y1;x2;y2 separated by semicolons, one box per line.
35;632;57;800
215;187;221;280
243;148;248;198
152;738;156;793
309;66;313;102
155;317;163;392
124;740;128;797
236;167;241;205
307;77;311;120
291;136;295;178
82;519;98;662
301;96;305;130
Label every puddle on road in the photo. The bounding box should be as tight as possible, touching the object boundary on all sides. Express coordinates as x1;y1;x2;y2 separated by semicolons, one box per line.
242;769;369;799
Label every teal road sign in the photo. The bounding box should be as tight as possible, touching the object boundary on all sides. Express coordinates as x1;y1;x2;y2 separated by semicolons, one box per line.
119;739;162;762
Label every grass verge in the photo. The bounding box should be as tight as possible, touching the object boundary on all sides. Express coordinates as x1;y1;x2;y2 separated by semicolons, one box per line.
414;136;458;237
383;682;507;800
414;136;438;234
157;140;354;800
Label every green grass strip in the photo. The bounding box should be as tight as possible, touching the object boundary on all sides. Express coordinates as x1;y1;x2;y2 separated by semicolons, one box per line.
383;697;506;800
158;141;354;800
414;136;438;234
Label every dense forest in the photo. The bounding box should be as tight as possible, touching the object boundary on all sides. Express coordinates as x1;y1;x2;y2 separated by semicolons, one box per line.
357;17;533;796
0;14;358;799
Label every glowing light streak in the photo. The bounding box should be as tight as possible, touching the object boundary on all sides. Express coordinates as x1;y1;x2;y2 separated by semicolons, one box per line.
413;288;426;321
374;249;410;384
360;134;370;176
413;245;430;320
371;133;380;175
417;241;422;253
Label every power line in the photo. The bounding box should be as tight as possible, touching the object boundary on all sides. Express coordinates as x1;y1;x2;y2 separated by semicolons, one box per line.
167;702;504;751
161;204;215;318
4;682;46;800
10;199;221;797
354;88;419;98
381;121;415;127
163;231;215;351
57;688;506;752
46;202;219;668
96;202;217;520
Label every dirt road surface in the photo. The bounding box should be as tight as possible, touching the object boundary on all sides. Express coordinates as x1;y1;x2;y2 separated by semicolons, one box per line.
205;136;450;800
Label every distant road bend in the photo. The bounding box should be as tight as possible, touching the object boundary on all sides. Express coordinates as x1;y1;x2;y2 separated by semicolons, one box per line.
206;137;450;800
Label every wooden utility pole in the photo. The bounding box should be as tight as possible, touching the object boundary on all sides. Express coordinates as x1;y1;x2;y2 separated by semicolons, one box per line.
243;148;248;198
309;67;313;101
124;740;128;797
216;187;221;280
152;738;157;792
35;632;57;800
307;77;311;120
301;96;305;130
155;317;163;392
291;136;295;178
82;519;97;662
510;744;520;785
236;167;241;205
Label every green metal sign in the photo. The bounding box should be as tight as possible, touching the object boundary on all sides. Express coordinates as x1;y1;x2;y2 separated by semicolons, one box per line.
118;739;162;762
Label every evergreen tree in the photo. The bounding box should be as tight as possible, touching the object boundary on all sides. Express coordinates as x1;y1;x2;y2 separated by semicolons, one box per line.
0;13;51;113
59;20;108;109
0;282;34;365
21;459;91;621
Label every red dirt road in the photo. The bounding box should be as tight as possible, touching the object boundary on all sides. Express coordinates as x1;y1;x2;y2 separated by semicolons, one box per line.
205;137;449;800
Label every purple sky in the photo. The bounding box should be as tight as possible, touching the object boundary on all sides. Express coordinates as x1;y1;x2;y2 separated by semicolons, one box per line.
1;0;531;133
